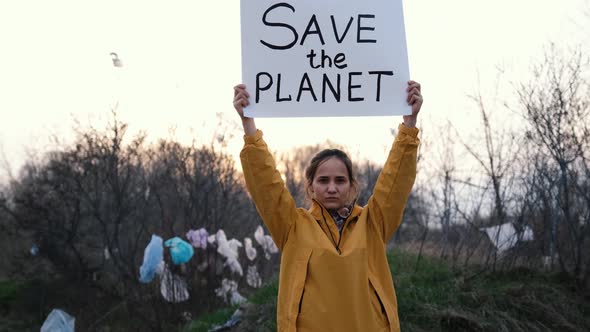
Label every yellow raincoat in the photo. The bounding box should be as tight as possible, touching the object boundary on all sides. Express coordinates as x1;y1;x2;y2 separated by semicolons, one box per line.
240;124;419;332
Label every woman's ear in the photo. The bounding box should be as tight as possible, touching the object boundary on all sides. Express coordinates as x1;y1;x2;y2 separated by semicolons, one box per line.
305;186;314;200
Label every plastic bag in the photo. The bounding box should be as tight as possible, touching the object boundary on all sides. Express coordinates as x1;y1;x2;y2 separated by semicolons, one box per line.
246;265;262;288
139;235;164;283
164;237;194;265
214;279;247;305
244;238;257;261
40;309;75;332
30;244;39;256
186;228;208;249
160;265;190;303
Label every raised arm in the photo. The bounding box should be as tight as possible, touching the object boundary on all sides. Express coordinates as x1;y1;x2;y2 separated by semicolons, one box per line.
367;81;422;241
234;84;298;250
234;84;257;135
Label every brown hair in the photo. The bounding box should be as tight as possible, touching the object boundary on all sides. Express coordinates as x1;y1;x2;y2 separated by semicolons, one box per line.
304;149;358;205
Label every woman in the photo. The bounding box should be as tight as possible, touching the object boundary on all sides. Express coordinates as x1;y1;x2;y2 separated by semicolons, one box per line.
234;81;422;332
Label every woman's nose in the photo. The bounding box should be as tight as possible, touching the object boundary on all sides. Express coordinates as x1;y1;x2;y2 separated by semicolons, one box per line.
327;183;337;193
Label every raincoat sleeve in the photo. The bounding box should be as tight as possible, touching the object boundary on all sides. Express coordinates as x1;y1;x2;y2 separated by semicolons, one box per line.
240;130;298;251
367;123;419;241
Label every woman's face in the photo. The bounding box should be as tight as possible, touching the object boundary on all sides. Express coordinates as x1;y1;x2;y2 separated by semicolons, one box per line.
311;157;351;210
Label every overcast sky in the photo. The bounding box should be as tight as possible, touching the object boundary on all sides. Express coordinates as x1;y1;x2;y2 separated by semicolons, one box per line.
0;0;588;184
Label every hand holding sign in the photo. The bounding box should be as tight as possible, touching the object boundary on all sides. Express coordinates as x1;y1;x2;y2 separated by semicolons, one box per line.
404;80;422;128
233;84;257;136
240;0;411;117
233;80;422;132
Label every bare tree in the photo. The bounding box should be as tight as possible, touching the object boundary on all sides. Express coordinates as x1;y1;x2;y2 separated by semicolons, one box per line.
456;76;522;270
0;112;266;330
517;45;590;282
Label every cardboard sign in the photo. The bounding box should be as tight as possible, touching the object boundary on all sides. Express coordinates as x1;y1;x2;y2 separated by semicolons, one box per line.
240;0;410;117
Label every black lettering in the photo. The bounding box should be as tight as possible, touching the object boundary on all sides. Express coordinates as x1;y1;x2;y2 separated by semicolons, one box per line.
297;73;318;102
348;72;364;102
357;14;376;43
334;53;347;69
276;73;292;102
331;16;354;43
256;72;273;103
306;49;320;69
322;73;341;102
368;71;394;101
300;15;325;46
320;49;332;68
260;3;298;50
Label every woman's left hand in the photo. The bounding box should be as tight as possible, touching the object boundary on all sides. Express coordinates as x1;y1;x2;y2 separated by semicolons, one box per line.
403;80;422;128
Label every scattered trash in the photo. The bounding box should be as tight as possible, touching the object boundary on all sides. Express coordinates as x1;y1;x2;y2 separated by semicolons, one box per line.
215;229;228;244
208;308;243;332
160;265;190;303
224;258;244;277
164;237;194;265
155;260;165;276
246;265;262;288
215;279;247;305
522;226;534;241
481;223;534;252
217;235;243;276
40;309;75;332
542;254;558;270
103;247;110;260
139;235;164;283
228;239;243;255
262;235;279;259
254;226;266;247
30;244;39;256
181;311;193;322
244;238;257;261
254;226;279;259
186;228;209;249
230;290;247;306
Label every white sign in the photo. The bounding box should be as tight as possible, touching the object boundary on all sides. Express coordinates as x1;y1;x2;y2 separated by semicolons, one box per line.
240;0;410;118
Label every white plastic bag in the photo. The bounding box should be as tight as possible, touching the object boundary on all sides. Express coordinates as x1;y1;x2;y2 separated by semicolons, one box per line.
40;309;75;332
160;265;190;303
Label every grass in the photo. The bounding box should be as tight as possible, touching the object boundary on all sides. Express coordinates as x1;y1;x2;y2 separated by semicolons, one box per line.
187;250;590;332
182;305;240;332
248;278;278;305
0;280;24;305
184;279;278;332
388;250;590;332
0;279;45;331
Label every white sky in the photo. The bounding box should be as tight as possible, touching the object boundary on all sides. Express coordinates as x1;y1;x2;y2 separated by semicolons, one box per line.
0;0;588;184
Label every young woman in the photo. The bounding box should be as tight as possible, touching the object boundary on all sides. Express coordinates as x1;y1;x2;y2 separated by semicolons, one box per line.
234;81;422;332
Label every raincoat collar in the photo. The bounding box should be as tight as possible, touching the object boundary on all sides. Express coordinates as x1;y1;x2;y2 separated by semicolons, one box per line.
309;199;362;221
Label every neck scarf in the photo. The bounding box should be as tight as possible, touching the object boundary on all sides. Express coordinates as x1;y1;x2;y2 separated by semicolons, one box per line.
328;205;353;232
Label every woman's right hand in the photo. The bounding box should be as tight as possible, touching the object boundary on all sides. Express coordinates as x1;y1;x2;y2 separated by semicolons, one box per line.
233;84;257;135
233;84;250;119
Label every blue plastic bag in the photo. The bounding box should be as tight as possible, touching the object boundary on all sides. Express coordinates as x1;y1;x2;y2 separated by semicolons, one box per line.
139;235;164;283
30;244;39;256
40;309;75;332
164;237;194;265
